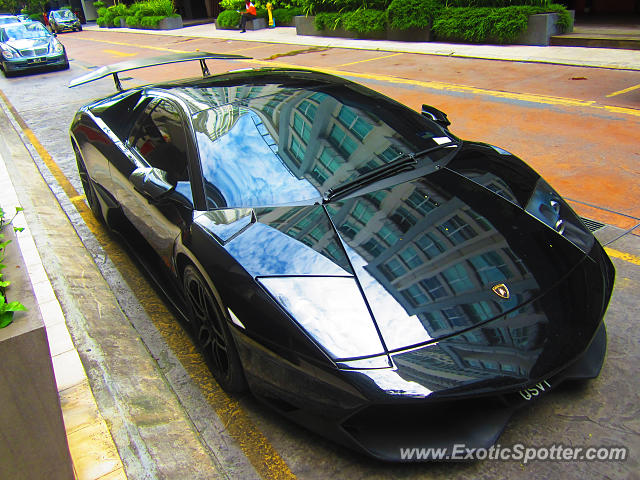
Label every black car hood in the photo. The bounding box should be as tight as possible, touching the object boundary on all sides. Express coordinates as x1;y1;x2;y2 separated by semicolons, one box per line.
196;150;587;360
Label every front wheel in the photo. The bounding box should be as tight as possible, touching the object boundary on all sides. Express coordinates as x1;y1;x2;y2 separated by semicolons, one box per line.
76;154;104;223
183;265;247;392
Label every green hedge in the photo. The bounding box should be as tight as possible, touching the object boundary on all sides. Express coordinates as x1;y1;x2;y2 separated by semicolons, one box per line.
97;0;177;28
273;7;303;24
217;9;240;27
432;4;570;43
341;9;387;33
315;12;342;30
445;0;552;6
387;0;442;30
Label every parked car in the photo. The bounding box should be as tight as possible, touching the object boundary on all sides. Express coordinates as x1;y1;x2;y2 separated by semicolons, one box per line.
0;14;19;25
48;9;81;33
0;21;68;76
69;53;614;461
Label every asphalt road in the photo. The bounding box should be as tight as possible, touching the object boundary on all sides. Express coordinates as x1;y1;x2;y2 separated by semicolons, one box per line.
0;28;638;480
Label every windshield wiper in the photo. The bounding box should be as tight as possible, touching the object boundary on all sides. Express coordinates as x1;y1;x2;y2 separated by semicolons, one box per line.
324;142;458;202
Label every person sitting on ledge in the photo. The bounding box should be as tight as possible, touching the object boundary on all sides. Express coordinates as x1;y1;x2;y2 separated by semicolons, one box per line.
239;0;257;33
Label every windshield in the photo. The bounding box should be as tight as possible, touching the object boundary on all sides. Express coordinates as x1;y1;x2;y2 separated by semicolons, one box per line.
192;84;456;209
52;10;77;20
0;16;19;25
1;22;50;41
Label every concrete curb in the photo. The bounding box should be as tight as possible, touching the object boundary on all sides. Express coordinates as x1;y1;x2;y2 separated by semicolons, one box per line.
0;124;127;480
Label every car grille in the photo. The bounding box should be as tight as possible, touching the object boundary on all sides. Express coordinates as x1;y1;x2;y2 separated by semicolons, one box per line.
19;47;48;57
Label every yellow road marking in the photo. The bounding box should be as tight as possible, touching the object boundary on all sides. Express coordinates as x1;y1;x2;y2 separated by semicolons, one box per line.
69;194;86;203
606;83;640;98
605;247;640;266
335;52;403;67
77;36;189;54
0;89;297;480
72;37;640;117
103;49;138;57
245;58;640;117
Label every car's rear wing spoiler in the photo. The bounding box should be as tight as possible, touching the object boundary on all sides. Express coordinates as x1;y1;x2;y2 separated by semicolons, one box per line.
69;52;251;91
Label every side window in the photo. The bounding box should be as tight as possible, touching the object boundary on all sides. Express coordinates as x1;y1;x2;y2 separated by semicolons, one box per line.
129;99;190;184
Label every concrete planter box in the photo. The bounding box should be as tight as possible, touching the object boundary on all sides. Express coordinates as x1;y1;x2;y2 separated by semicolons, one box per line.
516;10;574;46
158;15;183;30
0;227;74;480
127;15;184;30
215;17;267;30
387;26;431;42
296;15;417;41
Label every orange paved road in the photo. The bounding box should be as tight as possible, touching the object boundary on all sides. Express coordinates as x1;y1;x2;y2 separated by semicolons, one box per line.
61;29;640;232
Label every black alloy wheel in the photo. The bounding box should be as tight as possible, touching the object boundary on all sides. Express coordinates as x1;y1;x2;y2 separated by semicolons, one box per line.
76;155;104;223
183;265;247;392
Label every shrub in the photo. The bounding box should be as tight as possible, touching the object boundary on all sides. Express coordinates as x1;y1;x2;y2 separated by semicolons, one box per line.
273;7;303;24
217;9;240;27
298;0;390;15
146;0;175;16
97;6;107;16
125;14;139;26
314;12;342;30
341;9;387;32
432;4;570;43
140;14;164;27
93;0;105;7
220;0;245;10
113;15;125;26
444;0;551;6
111;3;129;16
388;0;442;30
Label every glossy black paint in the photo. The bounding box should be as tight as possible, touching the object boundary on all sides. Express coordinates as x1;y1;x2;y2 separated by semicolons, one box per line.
69;66;614;461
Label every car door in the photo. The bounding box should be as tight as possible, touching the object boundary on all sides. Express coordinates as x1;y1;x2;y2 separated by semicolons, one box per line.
110;95;196;269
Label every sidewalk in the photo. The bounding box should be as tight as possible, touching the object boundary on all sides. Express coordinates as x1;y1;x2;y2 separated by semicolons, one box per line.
83;23;640;71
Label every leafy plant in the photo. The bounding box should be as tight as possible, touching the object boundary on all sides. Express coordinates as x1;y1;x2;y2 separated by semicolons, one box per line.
140;14;165;26
432;4;569;43
388;0;442;30
217;9;241;27
0;207;26;329
444;0;550;6
273;7;303;24
219;0;245;10
314;11;342;30
93;0;105;7
341;9;387;32
146;0;176;16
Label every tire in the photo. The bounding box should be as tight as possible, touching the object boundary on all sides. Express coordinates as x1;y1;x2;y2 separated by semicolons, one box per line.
183;265;247;392
78;25;82;31
76;154;104;223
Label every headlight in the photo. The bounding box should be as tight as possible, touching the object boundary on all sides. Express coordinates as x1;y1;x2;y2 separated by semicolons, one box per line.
526;177;595;253
52;41;64;54
1;46;17;59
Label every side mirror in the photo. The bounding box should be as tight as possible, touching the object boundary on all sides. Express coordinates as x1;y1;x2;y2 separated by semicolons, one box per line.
421;104;451;128
129;167;174;201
